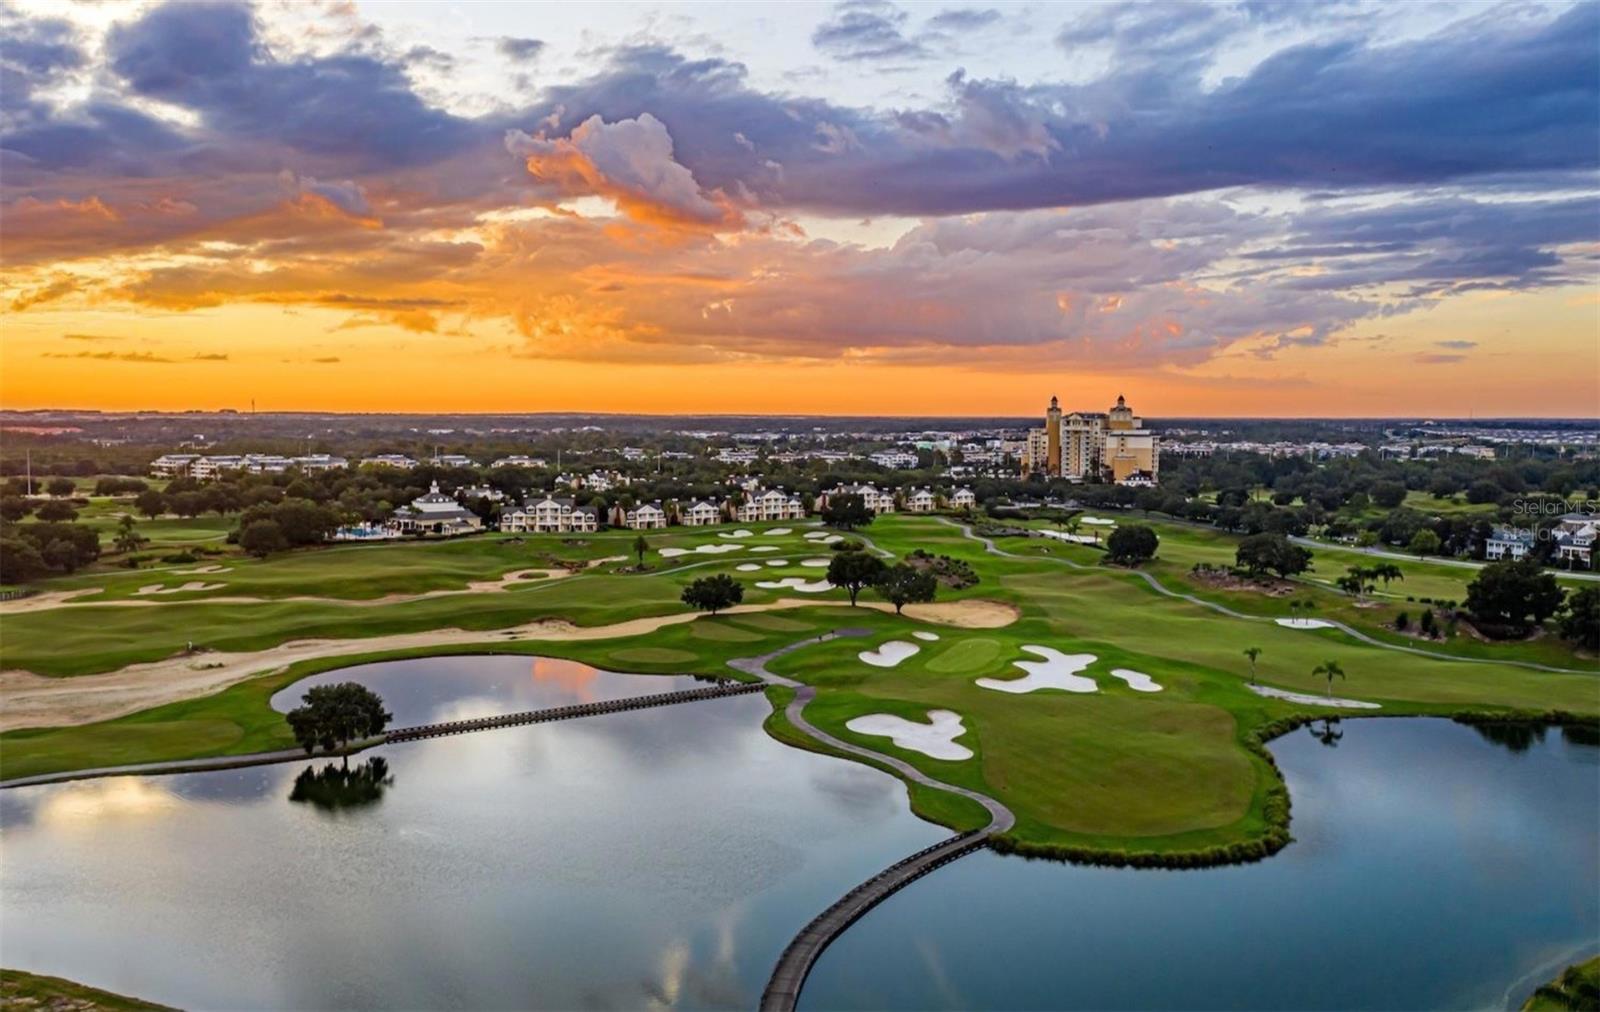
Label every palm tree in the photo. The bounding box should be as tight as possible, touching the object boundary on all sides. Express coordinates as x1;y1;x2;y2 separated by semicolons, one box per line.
1312;659;1346;699
632;534;649;565
1371;562;1403;593
1243;646;1261;685
1065;518;1082;542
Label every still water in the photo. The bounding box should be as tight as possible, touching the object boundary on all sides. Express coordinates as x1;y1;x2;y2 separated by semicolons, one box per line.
3;657;1596;1010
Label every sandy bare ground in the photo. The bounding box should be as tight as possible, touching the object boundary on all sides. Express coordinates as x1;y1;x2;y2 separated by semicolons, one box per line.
0;597;1018;731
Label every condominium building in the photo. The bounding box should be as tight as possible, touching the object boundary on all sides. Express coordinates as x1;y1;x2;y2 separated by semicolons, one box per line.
503;495;600;533
904;487;937;512
736;488;807;523
1023;394;1160;485
950;487;977;509
680;499;723;526
820;483;895;514
615;502;668;530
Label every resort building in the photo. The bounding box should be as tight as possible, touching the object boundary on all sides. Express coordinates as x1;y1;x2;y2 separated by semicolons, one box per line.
491;455;547;469
1485;526;1535;561
869;449;919;469
820;483;895;514
736;488;807;523
1552;513;1597;569
457;483;506;502
904;487;938;512
1023;394;1160;485
504;495;600;533
429;454;475;468
361;454;419;469
950;487;977;509
615;502;668;530
681;499;723;526
390;481;482;536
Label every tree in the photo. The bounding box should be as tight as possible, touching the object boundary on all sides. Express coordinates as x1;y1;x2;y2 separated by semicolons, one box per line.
827;549;886;606
1243;646;1261;685
286;682;392;755
1369;481;1407;509
1419;608;1437;638
1407;529;1441;558
1464;559;1564;635
681;573;743;615
632;534;650;565
45;477;75;498
34;499;78;523
0;536;49;583
1105;524;1159;566
240;518;289;558
1369;562;1404;590
1312;659;1346;699
135;489;166;519
873;563;937;615
0;497;32;522
1235;532;1311;578
820;493;874;531
1558;585;1599;653
113;514;147;554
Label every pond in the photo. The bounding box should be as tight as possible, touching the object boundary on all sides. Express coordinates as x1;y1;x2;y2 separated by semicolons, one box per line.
3;657;1596;1010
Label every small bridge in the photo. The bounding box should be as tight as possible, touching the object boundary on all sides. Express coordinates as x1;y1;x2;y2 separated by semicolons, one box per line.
385;682;764;742
759;829;990;1011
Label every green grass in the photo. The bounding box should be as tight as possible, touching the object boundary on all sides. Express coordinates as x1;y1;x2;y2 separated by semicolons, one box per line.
1522;954;1600;1011
1;968;173;1011
4;514;1595;864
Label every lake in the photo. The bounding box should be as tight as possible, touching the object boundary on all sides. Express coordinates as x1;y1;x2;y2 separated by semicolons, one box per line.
3;657;1596;1010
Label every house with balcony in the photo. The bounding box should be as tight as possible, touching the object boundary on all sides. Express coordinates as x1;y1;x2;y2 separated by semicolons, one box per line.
1485;526;1535;562
505;495;600;533
820;483;895;514
735;487;806;523
904;487;938;513
1552;513;1597;569
681;499;723;526
950;486;977;509
615;501;668;530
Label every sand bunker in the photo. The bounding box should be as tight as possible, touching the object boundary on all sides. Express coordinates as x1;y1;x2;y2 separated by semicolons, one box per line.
766;559;786;567
172;565;232;575
134;582;225;596
1081;516;1116;526
979;646;1098;694
755;577;834;593
750;546;779;553
1108;668;1163;692
803;532;844;543
1039;530;1099;545
896;599;1019;629
801;558;831;568
859;640;920;668
719;529;754;539
660;544;744;557
764;528;793;536
1276;618;1336;629
913;631;940;641
845;710;972;760
736;564;762;572
1249;684;1380;710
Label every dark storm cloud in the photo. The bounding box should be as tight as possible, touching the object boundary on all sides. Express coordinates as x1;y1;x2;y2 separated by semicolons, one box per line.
811;0;927;62
495;37;546;63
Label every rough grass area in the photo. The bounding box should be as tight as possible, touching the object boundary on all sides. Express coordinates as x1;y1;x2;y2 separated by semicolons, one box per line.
0;968;173;1011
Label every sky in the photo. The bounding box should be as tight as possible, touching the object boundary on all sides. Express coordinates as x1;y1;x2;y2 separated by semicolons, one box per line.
2;0;1597;417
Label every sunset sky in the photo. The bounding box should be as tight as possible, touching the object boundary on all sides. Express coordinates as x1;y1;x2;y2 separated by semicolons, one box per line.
2;0;1597;417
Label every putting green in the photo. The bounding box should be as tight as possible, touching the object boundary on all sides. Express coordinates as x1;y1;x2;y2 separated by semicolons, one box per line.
927;638;1004;673
606;647;698;665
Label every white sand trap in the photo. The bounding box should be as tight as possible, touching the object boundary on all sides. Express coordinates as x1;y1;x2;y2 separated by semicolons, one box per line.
172;564;232;575
913;631;940;641
755;577;833;593
660;544;744;557
750;546;779;553
719;529;754;539
134;581;225;596
859;640;920;668
801;558;831;568
845;710;972;760
1081;516;1116;526
766;559;786;567
765;527;793;536
1039;530;1099;545
979;646;1099;694
804;531;829;540
1249;684;1380;710
1109;668;1163;692
1276;618;1336;629
736;564;762;572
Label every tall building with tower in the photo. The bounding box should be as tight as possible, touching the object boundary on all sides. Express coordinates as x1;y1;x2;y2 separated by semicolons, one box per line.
1023;393;1160;485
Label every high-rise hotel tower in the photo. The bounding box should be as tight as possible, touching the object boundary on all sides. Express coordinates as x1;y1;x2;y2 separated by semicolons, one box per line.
1022;394;1160;485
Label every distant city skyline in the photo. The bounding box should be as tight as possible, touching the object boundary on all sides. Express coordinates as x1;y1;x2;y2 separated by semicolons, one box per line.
2;0;1597;416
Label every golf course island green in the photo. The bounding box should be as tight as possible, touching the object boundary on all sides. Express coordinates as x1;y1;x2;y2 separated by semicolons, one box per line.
2;513;1595;867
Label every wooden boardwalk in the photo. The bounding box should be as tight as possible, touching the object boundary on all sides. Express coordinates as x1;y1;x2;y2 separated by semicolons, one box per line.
385;682;764;742
759;829;990;1011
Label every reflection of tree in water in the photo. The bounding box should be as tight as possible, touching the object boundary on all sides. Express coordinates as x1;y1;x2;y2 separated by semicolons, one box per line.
1468;722;1547;753
289;757;394;813
1308;717;1344;747
1561;724;1600;748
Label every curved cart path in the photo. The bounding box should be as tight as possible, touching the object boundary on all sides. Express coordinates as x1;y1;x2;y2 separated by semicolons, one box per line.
939;519;1593;675
729;634;1014;1012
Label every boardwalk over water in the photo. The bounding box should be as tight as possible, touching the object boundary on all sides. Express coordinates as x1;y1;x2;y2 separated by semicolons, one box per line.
386;682;764;741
